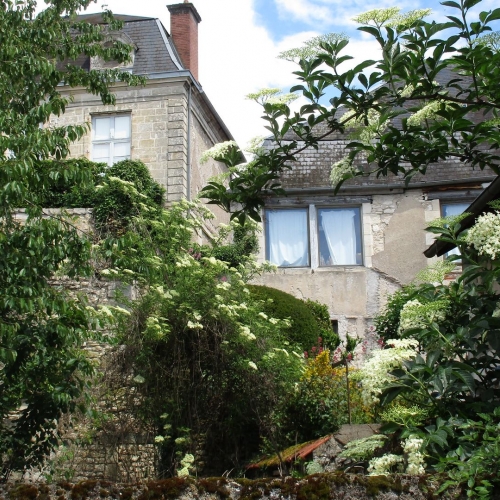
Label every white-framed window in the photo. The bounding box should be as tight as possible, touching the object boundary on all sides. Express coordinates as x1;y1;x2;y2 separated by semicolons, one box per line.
92;114;131;166
441;202;469;257
317;207;362;266
265;206;362;268
266;208;310;267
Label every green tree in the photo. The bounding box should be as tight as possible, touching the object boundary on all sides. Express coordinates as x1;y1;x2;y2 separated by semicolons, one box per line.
0;0;142;476
201;1;500;221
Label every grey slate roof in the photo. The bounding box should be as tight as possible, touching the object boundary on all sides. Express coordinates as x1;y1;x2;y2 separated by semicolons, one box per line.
274;68;496;190
69;14;183;75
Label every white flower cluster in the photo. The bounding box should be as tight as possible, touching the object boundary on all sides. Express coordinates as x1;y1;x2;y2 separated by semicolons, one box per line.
245;88;298;106
380;404;428;427
403;435;426;475
353;7;400;25
339;434;388;461
330;157;357;187
407;101;449;126
200;141;238;164
278;33;349;62
367;436;425;476
414;260;456;285
398;299;448;334
244;135;266;156
240;325;256;341
466;211;500;260
368;453;403;475
359;338;419;405
386;9;431;30
177;453;195;477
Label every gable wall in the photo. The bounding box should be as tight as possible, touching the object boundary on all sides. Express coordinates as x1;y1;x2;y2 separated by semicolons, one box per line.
255;137;492;345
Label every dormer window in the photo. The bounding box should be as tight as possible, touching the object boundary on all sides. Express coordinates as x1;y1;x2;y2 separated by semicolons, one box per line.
90;32;137;71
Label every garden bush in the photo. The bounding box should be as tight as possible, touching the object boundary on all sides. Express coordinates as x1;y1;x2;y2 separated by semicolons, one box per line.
286;349;372;441
247;285;339;351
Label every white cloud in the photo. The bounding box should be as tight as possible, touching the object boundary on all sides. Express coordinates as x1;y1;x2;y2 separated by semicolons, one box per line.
274;0;332;25
273;0;424;29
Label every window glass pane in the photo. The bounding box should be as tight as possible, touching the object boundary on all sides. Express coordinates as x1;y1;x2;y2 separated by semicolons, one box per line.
266;209;309;267
318;208;362;265
442;203;469;256
92;143;110;163
94;117;111;140
113;142;131;159
442;203;469;218
114;116;130;139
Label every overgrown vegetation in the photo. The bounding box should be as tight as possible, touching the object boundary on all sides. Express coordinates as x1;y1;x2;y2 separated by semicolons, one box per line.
0;0;143;477
334;212;500;496
31;158;350;477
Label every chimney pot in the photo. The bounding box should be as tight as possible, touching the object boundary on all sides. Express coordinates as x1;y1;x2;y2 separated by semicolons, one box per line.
167;2;201;81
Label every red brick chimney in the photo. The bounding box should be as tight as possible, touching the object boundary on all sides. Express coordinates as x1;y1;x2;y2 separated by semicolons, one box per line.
167;2;202;81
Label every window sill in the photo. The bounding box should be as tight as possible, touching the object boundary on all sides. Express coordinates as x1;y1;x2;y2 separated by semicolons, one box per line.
274;265;366;274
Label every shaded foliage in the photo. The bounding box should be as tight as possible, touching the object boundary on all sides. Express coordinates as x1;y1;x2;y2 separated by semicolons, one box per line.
0;0;143;476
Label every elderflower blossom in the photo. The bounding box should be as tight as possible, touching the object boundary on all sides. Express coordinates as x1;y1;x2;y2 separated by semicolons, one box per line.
246;88;298;106
466;211;500;260
330;157;357;186
380;404;428;427
248;361;258;370
240;326;256;341
398;299;448;334
407;101;449;126
353;7;400;26
414;260;456;285
278;33;349;62
339;435;388;461
368;453;404;475
200;141;239;164
154;435;165;443
386;9;431;30
359;338;419;405
403;436;426;475
177;453;195;477
428;212;469;229
244;135;266;156
187;320;203;330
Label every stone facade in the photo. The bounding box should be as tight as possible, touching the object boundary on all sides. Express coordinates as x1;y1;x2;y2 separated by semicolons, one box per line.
255;134;495;344
54;7;233;239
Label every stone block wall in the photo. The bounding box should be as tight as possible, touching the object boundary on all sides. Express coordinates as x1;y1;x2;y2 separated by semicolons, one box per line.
254;188;442;343
55;78;231;216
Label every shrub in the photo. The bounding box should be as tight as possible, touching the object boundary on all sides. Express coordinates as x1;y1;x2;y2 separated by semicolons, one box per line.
92;160;164;234
247;285;337;351
373;287;416;342
35;158;106;207
286;350;372;441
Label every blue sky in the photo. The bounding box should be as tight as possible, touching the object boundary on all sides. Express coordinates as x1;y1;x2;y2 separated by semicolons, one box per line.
37;0;500;150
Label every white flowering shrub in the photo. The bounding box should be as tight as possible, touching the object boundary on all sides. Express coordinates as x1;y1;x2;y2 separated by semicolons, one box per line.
465;211;500;260
95;197;306;475
398;299;448;335
200;140;239;164
403;436;425;475
330;157;357;187
358;338;419;405
339;435;388;461
368;453;404;475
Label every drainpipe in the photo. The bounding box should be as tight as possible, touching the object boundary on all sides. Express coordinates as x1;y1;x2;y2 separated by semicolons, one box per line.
187;83;192;201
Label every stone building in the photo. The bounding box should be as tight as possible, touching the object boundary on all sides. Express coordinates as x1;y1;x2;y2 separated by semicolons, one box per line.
55;2;233;233
252;118;496;342
29;2;238;482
